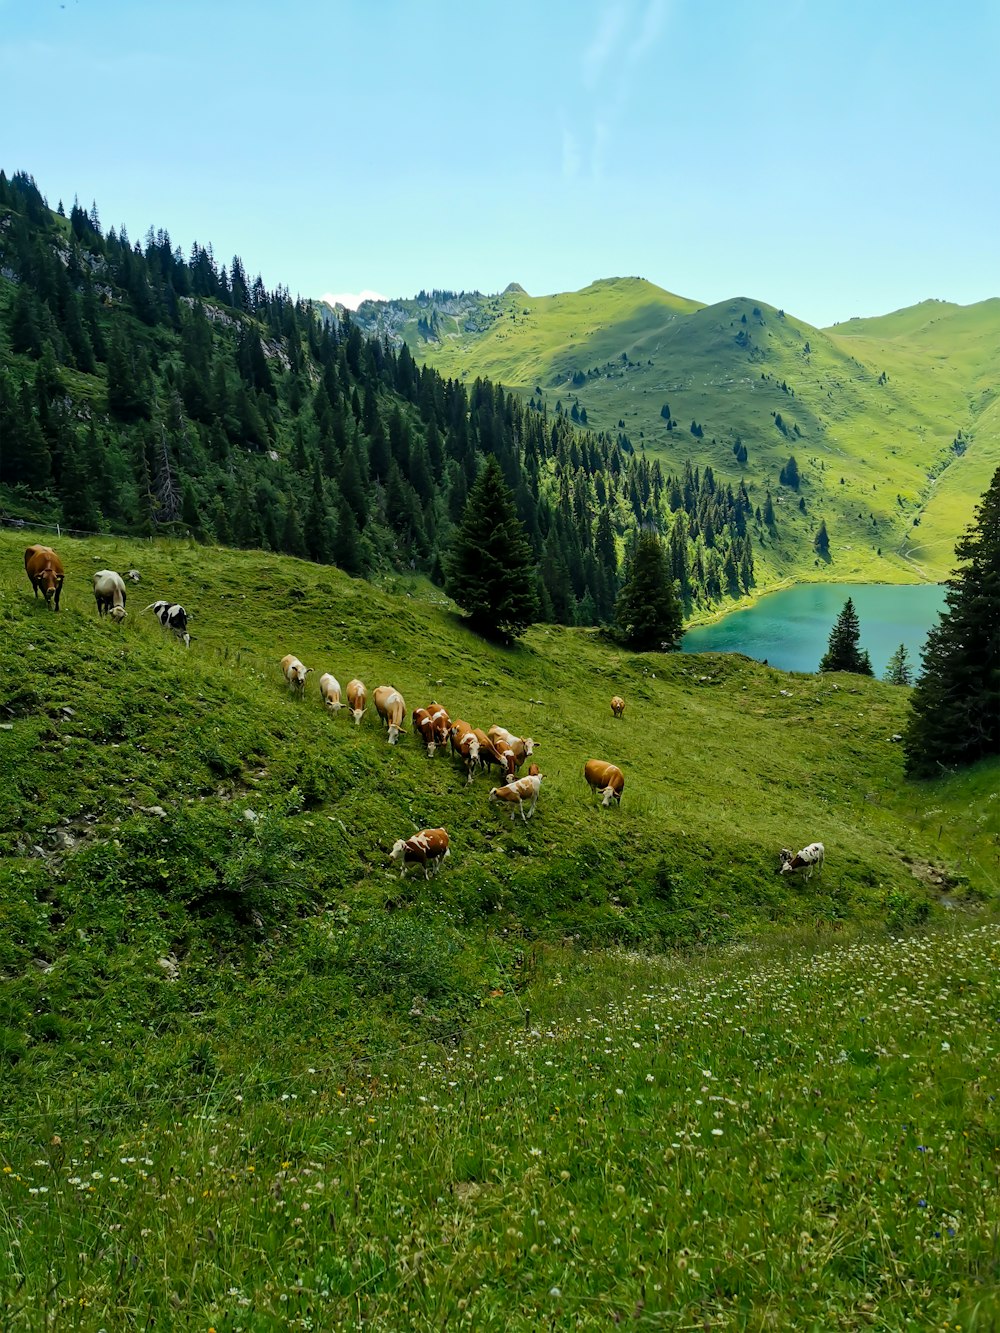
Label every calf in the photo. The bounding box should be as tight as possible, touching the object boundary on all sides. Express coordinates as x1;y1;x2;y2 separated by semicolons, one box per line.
611;695;626;718
280;653;311;693
146;600;191;646
472;727;513;780
488;772;543;823
584;758;625;807
319;672;345;712
346;678;367;726
449;720;481;785
24;545;65;611
389;827;450;880
779;843;825;880
374;686;406;744
93;569;127;622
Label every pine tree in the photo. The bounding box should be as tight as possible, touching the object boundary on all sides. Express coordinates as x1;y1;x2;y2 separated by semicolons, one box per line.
612;532;684;651
883;644;913;686
445;455;538;639
905;466;1000;774
814;520;830;556
819;597;873;675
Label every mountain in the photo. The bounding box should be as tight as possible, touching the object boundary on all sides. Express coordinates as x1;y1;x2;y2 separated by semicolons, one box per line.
344;279;1000;583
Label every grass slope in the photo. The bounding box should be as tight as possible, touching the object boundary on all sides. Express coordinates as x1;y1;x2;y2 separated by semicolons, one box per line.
367;280;1000;591
2;531;999;1327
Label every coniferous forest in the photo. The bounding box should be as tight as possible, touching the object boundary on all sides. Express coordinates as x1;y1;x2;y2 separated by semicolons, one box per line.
0;170;756;623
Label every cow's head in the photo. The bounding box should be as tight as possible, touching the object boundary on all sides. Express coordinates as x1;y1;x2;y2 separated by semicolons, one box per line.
778;849;794;874
522;738;536;756
389;839;407;862
350;706;366;725
110;606;127;623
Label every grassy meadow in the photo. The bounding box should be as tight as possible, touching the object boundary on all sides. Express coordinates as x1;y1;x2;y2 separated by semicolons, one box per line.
2;528;999;1329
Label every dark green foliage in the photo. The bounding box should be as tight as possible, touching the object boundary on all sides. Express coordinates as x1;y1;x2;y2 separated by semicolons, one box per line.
779;455;800;489
612;532;684;651
819;597;873;675
445;456;539;639
905;466;1000;775
814;519;830;555
883;643;913;686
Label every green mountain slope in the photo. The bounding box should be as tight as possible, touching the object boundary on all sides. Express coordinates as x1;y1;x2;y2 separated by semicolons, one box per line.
347;280;1000;586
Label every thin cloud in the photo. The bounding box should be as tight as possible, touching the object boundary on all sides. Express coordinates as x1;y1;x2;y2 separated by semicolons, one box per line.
627;0;667;65
582;1;628;89
322;289;388;310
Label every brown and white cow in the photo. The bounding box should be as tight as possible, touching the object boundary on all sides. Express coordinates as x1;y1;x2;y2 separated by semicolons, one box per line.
584;759;625;807
779;842;825;879
489;772;543;823
428;703;451;752
389;827;450;880
345;678;367;726
93;569;127;621
449;720;481;785
280;654;312;693
412;706;437;755
25;545;65;611
611;695;626;718
472;727;513;780
487;725;536;774
319;672;346;713
374;686;406;744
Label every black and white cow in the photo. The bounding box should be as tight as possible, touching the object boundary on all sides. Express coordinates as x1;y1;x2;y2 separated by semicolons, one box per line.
779;842;825;879
146;600;191;647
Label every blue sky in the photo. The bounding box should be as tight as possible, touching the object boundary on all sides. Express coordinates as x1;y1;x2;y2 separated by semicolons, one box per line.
2;0;998;326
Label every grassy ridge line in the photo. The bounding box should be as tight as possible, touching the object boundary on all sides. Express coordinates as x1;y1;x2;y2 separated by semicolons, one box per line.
388;280;1000;585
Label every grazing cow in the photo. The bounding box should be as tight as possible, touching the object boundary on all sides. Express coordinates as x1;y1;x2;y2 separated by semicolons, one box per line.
489;772;543;823
24;545;65;611
319;672;346;712
146;600;191;647
487;725;537;774
428;703;451;752
779;843;825;880
412;706;437;755
449;720;481;785
374;686;406;744
280;654;311;693
584;758;625;807
611;695;626;718
389;827;450;880
345;678;367;726
93;569;127;622
472;727;513;779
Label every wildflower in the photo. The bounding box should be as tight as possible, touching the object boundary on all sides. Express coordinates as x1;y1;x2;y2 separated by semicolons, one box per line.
549;1287;561;1298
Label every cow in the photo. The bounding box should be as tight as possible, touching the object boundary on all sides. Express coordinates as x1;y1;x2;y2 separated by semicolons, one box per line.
374;686;406;745
472;727;513;779
488;772;543;823
412;706;437;755
146;601;191;647
127;569;141;583
487;725;537;774
24;545;65;611
428;703;451;752
779;843;825;880
389;827;450;880
346;678;367;726
93;569;127;622
280;654;311;693
584;758;625;807
449;720;481;785
611;695;626;718
319;673;346;713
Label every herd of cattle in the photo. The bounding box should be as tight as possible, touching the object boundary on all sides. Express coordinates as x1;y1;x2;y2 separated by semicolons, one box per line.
21;543;825;884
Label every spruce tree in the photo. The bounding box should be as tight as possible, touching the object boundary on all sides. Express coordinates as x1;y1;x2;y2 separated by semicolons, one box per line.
819;597;873;675
904;466;1000;775
612;532;684;651
883;643;913;686
445;455;538;639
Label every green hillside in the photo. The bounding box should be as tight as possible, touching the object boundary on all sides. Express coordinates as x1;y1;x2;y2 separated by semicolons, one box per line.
351;280;1000;588
3;528;999;1328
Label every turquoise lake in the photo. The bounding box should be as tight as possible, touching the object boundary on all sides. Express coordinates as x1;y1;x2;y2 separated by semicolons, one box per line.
682;583;947;676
